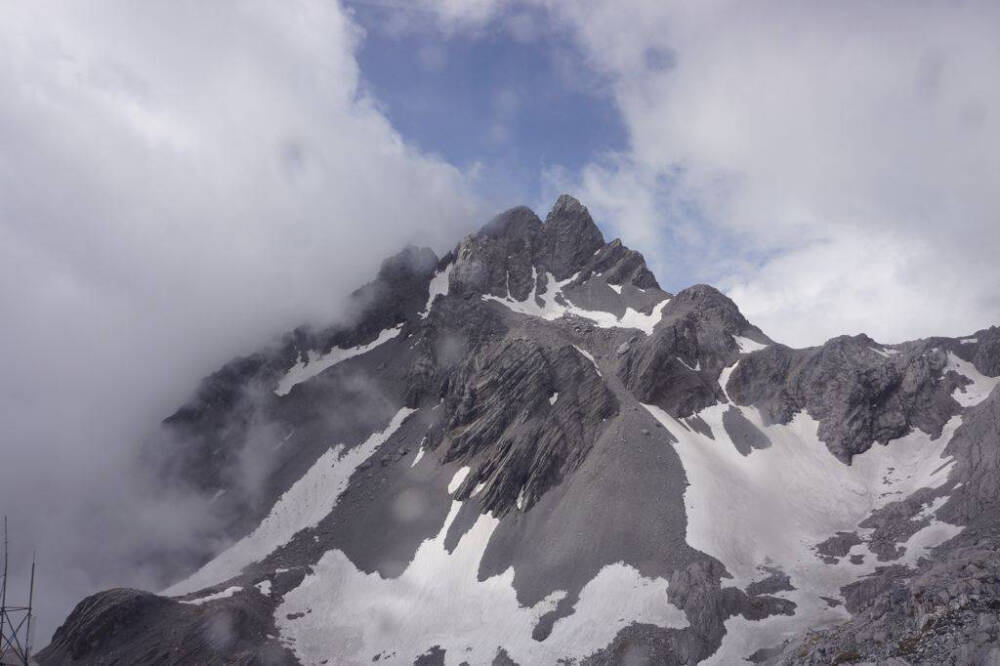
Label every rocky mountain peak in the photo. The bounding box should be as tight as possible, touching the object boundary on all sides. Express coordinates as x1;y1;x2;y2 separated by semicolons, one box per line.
541;194;605;279
618;284;771;419
662;284;764;337
449;195;660;306
40;197;1000;666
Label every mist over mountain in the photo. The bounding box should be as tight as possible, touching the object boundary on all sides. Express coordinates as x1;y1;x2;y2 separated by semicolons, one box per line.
35;197;1000;665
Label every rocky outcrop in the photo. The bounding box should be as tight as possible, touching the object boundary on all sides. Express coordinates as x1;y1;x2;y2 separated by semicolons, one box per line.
426;337;617;515
584;560;796;666
540;194;605;280
766;535;1000;665
938;386;1000;526
726;335;966;462
451;205;544;300
37;587;294;665
620;284;770;417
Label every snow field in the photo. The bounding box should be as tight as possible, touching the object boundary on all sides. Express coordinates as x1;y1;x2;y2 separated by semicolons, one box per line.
276;500;687;665
643;372;966;663
164;407;416;596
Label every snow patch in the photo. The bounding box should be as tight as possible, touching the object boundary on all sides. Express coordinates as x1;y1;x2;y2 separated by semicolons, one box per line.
420;263;453;319
946;352;999;406
275;502;687;665
180;586;242;605
411;445;425;468
717;361;739;403
275;325;404;396
483;270;668;335
573;345;601;377
448;466;470;494
607;283;623;295
549;392;559;405
164;407;416;596
871;346;900;358
960;337;978;344
676;356;700;372
642;403;964;663
732;335;768;354
255;580;272;596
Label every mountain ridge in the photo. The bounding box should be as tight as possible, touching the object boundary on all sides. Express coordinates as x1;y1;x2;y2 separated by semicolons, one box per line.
39;196;1000;665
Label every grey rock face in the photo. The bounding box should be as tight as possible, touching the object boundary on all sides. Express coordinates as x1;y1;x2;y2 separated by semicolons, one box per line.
859;485;949;562
938;387;1000;526
584;559;796;665
451;205;543;300
589;238;660;290
449;195;661;306
727;334;965;462
39;197;1000;666
540;194;605;279
746;568;795;597
962;326;1000;377
426;337;617;515
37;587;295;665
619;284;770;417
815;531;864;563
766;536;1000;665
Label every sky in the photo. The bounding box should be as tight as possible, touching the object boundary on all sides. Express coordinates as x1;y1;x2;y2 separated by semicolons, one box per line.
1;0;999;644
348;0;1000;344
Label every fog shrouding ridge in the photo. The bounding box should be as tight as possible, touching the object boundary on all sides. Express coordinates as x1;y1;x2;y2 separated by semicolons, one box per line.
0;0;480;642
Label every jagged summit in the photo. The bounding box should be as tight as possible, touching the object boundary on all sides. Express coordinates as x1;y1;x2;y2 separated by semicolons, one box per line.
449;195;663;314
40;198;1000;666
543;194;605;279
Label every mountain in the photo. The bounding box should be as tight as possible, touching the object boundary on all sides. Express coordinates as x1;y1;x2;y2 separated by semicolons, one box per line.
38;196;1000;665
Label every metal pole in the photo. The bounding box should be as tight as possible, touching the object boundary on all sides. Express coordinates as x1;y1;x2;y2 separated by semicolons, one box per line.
23;555;34;666
1;516;8;663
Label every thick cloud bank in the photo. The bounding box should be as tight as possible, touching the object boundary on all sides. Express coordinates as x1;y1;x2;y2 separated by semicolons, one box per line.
0;0;478;641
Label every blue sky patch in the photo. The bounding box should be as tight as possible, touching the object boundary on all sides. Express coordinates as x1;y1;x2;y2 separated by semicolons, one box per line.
350;3;627;208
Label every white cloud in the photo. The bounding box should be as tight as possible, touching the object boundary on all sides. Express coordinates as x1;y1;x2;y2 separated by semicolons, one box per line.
546;1;1000;345
426;0;1000;345
0;0;480;640
415;0;504;31
721;232;988;346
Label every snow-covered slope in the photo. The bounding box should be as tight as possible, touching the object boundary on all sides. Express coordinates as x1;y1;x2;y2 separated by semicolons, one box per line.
39;196;1000;666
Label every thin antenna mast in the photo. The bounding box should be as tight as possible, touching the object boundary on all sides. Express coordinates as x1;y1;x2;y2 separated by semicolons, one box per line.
23;555;34;665
0;517;7;660
0;517;37;666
